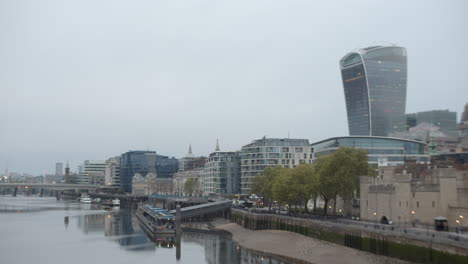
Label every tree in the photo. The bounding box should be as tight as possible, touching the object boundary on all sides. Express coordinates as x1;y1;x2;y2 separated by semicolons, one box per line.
333;147;370;211
251;166;283;209
184;178;196;196
272;169;296;207
315;147;372;216
315;155;339;216
288;164;317;212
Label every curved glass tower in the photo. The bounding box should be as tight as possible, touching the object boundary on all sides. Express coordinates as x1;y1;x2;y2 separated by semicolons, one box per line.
340;45;407;136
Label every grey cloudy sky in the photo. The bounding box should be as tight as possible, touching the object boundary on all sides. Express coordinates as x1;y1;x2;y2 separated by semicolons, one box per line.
1;0;467;175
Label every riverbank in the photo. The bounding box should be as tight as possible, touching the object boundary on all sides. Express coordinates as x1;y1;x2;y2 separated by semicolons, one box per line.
212;221;412;264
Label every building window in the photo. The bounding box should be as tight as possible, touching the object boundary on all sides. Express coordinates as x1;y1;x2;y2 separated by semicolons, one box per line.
399;201;401;207
416;201;419;208
366;200;368;207
412;192;415;198
432;201;435;208
406;201;408;207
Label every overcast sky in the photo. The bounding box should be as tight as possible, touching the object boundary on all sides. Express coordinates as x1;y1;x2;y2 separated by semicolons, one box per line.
1;0;467;175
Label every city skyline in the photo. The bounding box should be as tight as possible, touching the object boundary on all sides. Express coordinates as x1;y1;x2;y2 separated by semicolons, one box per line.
1;0;467;174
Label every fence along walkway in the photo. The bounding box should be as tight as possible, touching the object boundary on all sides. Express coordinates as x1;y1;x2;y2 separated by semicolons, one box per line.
169;200;231;219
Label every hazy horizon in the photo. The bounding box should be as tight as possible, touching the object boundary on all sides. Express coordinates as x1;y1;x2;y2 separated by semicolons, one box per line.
2;0;467;174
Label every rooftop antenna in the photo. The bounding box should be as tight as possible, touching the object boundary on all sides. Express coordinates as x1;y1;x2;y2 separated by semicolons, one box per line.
215;139;220;152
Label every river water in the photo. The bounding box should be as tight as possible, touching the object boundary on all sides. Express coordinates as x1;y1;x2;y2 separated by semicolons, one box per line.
0;196;285;264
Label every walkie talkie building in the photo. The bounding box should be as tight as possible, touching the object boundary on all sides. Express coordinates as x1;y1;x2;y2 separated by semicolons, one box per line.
340;45;407;136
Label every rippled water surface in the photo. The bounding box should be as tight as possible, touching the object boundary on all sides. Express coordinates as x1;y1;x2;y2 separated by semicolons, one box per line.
0;196;285;264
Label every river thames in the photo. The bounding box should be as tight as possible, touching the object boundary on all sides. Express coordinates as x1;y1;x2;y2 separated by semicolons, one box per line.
0;196;285;264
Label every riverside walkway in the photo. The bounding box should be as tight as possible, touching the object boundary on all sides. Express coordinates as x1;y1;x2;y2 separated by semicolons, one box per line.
235;208;468;251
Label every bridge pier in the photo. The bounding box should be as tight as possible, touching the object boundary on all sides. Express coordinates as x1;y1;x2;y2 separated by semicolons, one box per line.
39;188;44;197
55;191;61;200
12;186;17;197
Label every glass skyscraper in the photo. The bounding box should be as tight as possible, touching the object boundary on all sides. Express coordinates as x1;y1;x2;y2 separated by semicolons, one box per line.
340;45;407;136
120;151;178;193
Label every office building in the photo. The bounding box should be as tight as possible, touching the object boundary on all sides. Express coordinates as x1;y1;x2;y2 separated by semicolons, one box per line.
460;103;468;137
120;151;157;193
240;137;313;194
104;157;120;187
204;151;241;196
311;136;429;166
406;110;457;136
120;151;178;193
340;45;407;136
55;163;63;178
73;160;106;184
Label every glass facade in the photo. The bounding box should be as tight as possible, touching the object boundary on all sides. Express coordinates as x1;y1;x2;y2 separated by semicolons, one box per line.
204;152;241;195
406;110;458;135
340;46;407;136
311;136;429;166
120;151;178;193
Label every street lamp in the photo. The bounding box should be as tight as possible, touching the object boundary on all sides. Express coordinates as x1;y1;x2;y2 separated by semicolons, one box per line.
411;211;416;227
459;215;464;233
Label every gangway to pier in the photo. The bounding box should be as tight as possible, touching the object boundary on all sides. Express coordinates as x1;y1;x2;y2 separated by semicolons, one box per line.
169;200;231;219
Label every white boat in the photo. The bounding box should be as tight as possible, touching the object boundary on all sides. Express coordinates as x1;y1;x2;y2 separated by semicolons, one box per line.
80;194;92;204
112;199;120;206
81;197;92;204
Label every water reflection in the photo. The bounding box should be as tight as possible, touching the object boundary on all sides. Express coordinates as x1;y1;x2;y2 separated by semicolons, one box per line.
76;209;286;263
0;196;286;264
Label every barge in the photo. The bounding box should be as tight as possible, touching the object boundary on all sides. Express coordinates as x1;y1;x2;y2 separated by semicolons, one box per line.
136;205;176;237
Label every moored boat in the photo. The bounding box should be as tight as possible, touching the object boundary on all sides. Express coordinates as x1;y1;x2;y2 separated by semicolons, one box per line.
80;194;91;204
136;205;176;236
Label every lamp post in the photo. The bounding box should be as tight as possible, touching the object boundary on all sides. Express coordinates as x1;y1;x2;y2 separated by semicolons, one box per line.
460;215;464;233
411;210;415;227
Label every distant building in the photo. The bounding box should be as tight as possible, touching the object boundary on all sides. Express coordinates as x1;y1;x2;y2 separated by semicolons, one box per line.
178;145;207;171
55;163;63;178
104;157;120;187
406;110;457;136
340;45;407;136
132;172;163;195
64;163;70;184
311;136;430;166
74;160;106;185
240;138;313;194
120;151;157;192
120;151;178;193
390;122;447;143
131;173;146;195
173;168;204;196
360;164;468;228
204;150;241;196
459;103;468;137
